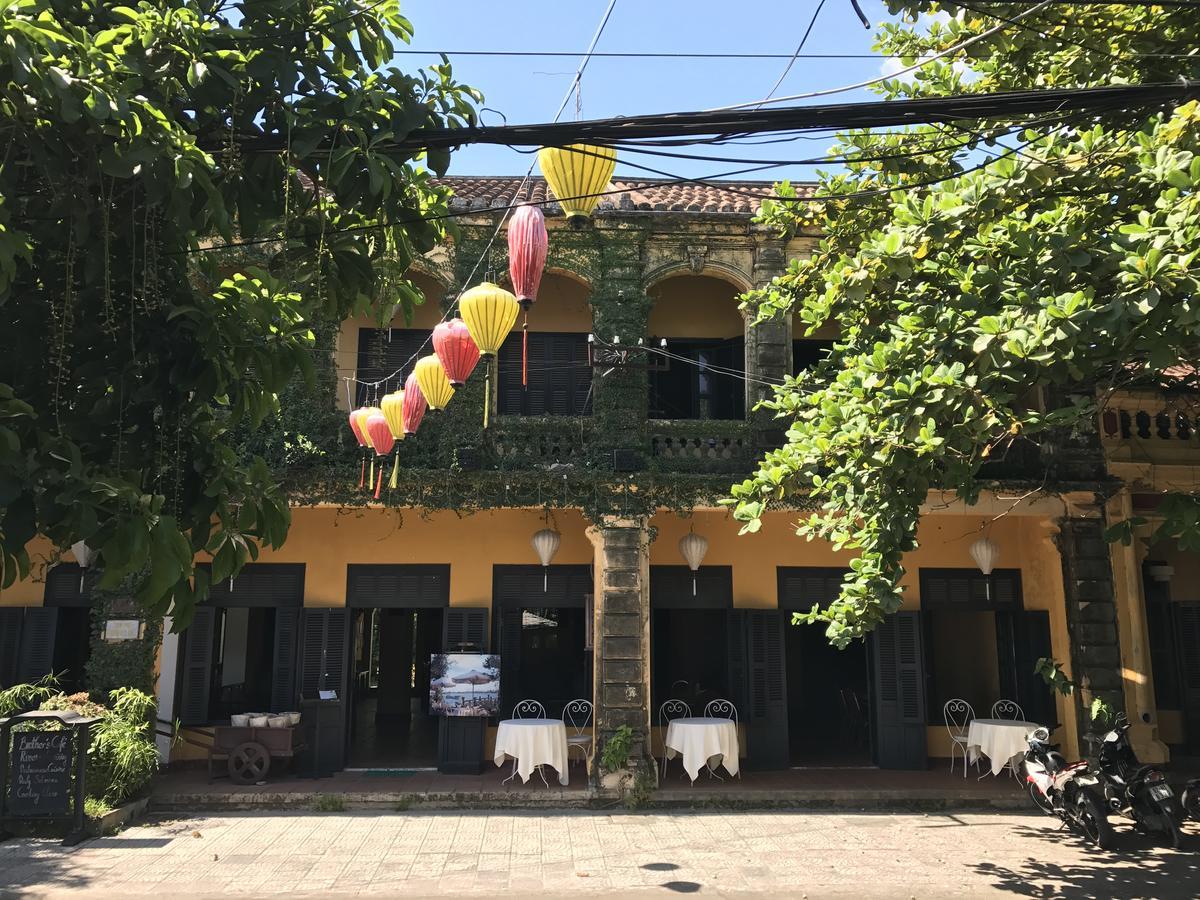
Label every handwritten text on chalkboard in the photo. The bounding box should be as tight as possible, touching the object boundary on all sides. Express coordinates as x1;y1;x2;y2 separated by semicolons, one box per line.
8;731;73;817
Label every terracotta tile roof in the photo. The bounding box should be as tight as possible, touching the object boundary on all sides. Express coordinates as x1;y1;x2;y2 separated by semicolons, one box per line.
438;176;814;216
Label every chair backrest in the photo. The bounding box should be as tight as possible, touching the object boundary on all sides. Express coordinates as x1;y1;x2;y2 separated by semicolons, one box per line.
670;679;690;698
944;698;974;736
512;699;546;720
992;699;1024;721
704;698;737;724
658;699;691;728
562;698;592;735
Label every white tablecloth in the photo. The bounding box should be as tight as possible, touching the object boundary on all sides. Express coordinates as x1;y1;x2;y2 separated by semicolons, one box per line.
664;717;739;782
967;719;1037;776
494;719;569;785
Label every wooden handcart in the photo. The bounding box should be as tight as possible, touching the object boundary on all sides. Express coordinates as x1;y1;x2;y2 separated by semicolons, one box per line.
208;725;305;784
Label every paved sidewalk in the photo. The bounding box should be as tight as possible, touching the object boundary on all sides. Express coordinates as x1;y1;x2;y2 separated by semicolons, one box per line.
0;809;1196;898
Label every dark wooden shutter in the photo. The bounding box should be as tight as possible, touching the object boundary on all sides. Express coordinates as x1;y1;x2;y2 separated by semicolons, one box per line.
498;606;523;718
650;565;732;609
208;563;304;608
179;606;216;725
872;611;927;769
299;608;350;698
44;564;90;607
355;327;428;406
497;332;591;416
920;568;1021;611
712;336;746;420
1015;610;1056;729
778;567;847;612
729;609;789;771
271;607;301;712
346;564;450;608
0;608;22;687
1144;576;1181;709
443;608;488;651
1176;602;1200;752
16;608;58;684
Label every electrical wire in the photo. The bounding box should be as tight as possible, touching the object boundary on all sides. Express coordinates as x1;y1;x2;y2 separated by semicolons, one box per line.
753;0;829;110
345;0;619;392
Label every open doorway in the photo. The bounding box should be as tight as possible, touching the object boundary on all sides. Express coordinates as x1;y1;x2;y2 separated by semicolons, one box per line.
785;622;871;766
348;607;443;768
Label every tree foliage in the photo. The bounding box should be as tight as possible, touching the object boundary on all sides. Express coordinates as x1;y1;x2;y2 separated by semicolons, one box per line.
729;1;1200;645
0;0;479;624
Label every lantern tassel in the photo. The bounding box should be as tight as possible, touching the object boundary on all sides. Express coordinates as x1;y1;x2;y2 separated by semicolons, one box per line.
693;574;697;596
368;456;375;492
358;456;365;489
521;313;528;389
374;464;383;500
544;567;548;592
483;362;491;430
389;450;400;490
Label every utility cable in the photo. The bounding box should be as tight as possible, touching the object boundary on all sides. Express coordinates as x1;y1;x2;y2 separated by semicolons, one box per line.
754;0;830;110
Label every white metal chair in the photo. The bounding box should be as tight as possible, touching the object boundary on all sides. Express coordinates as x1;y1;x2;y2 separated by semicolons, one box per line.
944;699;977;778
991;699;1024;721
503;699;549;787
563;698;594;773
702;698;740;779
512;699;546;719
658;699;691;779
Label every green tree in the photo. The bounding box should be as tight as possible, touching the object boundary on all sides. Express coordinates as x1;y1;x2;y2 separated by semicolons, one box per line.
0;0;479;625
729;2;1200;645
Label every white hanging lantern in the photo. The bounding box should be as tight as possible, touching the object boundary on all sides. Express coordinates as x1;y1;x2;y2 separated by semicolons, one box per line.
71;540;96;591
531;528;561;591
969;536;999;575
678;530;709;596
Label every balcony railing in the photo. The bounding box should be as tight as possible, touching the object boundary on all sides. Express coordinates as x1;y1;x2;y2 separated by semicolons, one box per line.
1100;390;1200;465
489;416;592;468
650;420;755;474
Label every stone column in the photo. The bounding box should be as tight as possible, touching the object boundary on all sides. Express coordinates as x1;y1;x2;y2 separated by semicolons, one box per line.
586;517;652;779
1056;495;1126;744
1106;489;1169;762
745;240;790;451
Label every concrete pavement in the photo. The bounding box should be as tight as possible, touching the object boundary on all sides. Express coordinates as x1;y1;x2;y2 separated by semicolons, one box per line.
0;809;1196;898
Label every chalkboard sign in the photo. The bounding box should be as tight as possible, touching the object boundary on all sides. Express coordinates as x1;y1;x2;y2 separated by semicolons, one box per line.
7;731;73;817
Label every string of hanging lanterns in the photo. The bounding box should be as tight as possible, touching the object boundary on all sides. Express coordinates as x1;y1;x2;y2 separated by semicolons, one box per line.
345;144;615;498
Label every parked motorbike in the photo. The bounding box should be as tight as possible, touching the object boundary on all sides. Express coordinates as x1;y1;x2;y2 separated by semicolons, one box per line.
1183;779;1200;823
1089;716;1185;849
1023;726;1116;850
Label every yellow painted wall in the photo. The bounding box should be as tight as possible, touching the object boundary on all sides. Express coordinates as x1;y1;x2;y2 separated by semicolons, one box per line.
498;271;593;333
647;275;743;339
0;536;57;606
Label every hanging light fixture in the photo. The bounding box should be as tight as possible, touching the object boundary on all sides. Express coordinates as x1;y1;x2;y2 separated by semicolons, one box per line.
355;405;382;492
349;407;371;489
508;205;548;389
413;354;455;411
531;526;561;592
969;536;999;575
71;540;96;592
678;528;709;596
537;144;617;226
366;412;395;499
432;318;481;388
459;281;521;428
401;373;427;435
380;391;406;490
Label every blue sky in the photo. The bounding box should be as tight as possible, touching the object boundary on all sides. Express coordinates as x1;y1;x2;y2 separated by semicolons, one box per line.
399;0;909;182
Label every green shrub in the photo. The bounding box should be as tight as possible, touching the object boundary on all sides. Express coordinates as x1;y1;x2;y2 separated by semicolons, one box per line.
0;674;60;717
600;725;634;772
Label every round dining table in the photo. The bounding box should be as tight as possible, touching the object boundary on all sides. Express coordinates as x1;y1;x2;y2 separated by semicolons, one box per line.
493;718;569;786
664;717;740;783
967;718;1038;776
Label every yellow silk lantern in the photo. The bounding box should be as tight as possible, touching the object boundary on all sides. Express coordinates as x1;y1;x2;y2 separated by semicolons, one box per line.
381;391;406;440
354;406;382;489
537;143;617;223
413;355;455;411
459;282;519;356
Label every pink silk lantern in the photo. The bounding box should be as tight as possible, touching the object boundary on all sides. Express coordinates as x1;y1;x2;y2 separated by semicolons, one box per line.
432;318;481;388
508;205;547;307
507;205;548;389
401;372;427;435
366;413;394;499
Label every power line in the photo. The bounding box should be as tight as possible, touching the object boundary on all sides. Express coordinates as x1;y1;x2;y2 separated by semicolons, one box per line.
754;0;830;110
389;47;1196;60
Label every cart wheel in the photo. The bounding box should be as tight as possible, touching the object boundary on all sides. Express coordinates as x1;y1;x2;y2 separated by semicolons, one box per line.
229;741;270;784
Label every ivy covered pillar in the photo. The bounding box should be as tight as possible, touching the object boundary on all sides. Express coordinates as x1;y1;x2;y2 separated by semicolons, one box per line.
746;239;790;451
1057;494;1126;746
586;516;652;781
590;228;649;464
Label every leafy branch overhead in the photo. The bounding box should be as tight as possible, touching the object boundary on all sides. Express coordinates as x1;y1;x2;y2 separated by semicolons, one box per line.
0;0;479;624
728;1;1200;645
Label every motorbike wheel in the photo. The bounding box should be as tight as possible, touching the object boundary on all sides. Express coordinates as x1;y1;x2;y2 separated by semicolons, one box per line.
1183;786;1200;823
1075;793;1117;851
1027;780;1055;816
1164;817;1183;851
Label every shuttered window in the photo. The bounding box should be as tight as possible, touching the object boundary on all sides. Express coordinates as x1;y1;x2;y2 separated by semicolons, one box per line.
206;563;305;608
346;564;450;608
920;568;1021;611
650;565;732;609
777;567;848;612
497;332;592;416
649;337;745;420
443;608;489;651
872;611;928;769
355;327;429;405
